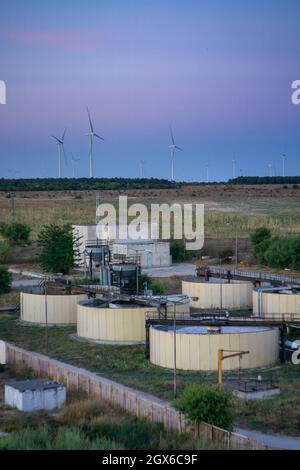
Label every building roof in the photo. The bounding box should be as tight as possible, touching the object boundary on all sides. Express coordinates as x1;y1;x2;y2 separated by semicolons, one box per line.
6;379;63;392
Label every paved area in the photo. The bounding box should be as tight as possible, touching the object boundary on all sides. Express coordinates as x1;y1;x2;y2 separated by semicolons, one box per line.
235;427;300;450
143;263;196;278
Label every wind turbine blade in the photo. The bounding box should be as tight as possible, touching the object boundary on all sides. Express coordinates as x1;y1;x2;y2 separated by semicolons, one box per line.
86;107;94;133
169;126;175;145
52;135;64;144
94;133;104;141
175;145;183;151
61;128;67;141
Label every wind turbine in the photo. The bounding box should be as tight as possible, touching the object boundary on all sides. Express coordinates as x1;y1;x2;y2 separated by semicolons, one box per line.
71;154;80;178
168;127;183;181
52;128;67;178
282;154;286;177
268;163;273;177
86;107;104;178
139;160;145;178
205;164;209;183
232;159;236;179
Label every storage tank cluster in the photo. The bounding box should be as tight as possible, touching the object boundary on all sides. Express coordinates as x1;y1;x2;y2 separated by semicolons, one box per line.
253;287;300;320
182;277;253;310
150;324;279;371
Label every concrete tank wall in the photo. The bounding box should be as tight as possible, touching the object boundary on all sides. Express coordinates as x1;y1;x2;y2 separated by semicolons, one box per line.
182;279;253;310
21;292;87;325
77;304;157;342
150;326;279;371
253;290;300;319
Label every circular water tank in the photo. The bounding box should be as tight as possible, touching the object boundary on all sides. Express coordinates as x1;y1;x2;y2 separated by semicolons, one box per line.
182;278;253;310
253;288;300;320
20;291;88;325
150;325;279;371
77;299;157;343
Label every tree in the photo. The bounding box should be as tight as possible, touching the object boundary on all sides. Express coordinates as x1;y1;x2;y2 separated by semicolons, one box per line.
37;224;79;274
170;240;194;262
174;384;234;430
0;265;12;294
0;240;12;263
250;227;271;247
0;222;30;244
263;237;293;269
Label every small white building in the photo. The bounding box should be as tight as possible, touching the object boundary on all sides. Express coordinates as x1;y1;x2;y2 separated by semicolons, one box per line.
112;239;171;268
5;379;66;412
73;224;171;268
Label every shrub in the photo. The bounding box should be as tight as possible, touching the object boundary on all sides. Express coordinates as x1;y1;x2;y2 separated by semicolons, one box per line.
170;240;193;262
0;240;12;263
37;224;80;274
0;265;12;294
250;227;271;247
138;274;164;294
0;222;31;244
174;384;234;430
218;248;233;263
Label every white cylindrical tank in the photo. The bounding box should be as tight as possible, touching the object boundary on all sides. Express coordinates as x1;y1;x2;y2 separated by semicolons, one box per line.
253;288;300;320
150;325;279;371
77;299;157;343
20;292;87;325
182;278;253;310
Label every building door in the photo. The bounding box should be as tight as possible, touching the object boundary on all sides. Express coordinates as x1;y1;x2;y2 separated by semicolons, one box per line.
147;251;153;267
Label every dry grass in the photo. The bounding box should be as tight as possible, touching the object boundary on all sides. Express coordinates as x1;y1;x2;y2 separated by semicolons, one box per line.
1;184;300;240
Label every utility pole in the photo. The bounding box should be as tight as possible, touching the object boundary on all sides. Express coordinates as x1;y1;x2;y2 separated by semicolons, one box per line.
10;192;16;219
173;302;177;398
44;278;48;354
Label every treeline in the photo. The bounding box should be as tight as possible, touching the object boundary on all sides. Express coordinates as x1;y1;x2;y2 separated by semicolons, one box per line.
0;177;182;192
229;176;300;185
251;227;300;271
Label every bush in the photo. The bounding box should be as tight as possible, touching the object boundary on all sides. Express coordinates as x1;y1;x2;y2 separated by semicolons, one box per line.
0;222;31;244
218;248;233;263
174;384;234;430
0;240;12;263
37;224;80;274
170;240;193;262
138;274;164;294
250;227;271;247
0;265;12;294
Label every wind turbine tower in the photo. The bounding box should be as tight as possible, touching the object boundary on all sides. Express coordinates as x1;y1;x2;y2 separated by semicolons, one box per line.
168;127;183;181
282;154;286;177
52;128;67;178
71;154;80;178
232;159;236;179
139;160;145;178
86;107;104;178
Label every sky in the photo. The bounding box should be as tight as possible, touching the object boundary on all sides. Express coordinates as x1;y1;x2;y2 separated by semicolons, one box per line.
0;0;299;181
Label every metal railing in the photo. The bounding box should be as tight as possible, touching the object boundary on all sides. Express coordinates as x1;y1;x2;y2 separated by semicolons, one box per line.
196;266;300;285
